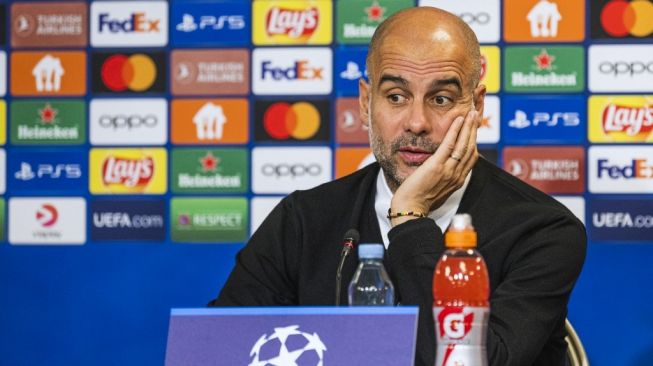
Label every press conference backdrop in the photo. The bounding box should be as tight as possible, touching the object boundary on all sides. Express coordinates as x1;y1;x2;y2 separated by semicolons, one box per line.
0;0;651;365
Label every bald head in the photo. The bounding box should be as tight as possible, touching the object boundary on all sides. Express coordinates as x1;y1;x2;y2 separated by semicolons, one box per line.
366;7;481;90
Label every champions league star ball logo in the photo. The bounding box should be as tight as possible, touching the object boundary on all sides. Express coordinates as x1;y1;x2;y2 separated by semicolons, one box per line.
249;325;327;366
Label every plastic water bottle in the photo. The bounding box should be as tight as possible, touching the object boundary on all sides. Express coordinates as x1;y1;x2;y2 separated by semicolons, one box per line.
348;243;395;306
433;214;490;366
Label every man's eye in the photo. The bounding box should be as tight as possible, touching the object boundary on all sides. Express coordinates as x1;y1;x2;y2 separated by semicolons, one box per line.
434;96;452;105
388;94;406;103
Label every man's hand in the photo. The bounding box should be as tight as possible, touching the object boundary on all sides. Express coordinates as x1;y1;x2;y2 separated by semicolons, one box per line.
390;109;480;226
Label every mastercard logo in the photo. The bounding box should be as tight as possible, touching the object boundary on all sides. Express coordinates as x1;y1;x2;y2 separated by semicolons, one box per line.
101;54;157;92
263;102;320;140
601;0;653;37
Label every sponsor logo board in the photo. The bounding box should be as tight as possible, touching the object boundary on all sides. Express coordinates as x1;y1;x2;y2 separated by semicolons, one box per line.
252;147;332;194
504;0;585;42
171;148;248;194
419;0;500;43
90;98;167;146
91;199;165;241
0;6;5;46
250;196;283;235
335;147;375;179
589;95;653;143
253;1;332;45
171;1;249;46
90;1;168;47
502;95;585;143
335;47;367;96
0;51;6;96
504;46;584;93
590;0;653;39
10;100;85;145
477;95;500;144
480;46;500;93
9;149;86;193
11;51;86;96
171;99;248;145
9;197;86;245
589;45;653;92
0;199;4;241
338;0;413;44
0;101;5;144
254;100;330;142
553;196;585;224
589;146;653;193
91;51;166;94
170;197;248;243
171;49;249;96
503;146;585;194
252;47;332;95
335;97;369;144
0;149;5;194
11;2;87;47
89;148;167;194
589;198;653;241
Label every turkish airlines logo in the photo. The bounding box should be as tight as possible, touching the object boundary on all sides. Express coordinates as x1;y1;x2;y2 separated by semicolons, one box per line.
36;204;58;227
102;156;153;188
11;2;87;47
597;0;653;38
266;7;318;39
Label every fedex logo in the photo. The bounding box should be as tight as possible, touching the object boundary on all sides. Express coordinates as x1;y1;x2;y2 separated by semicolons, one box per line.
597;159;653;179
91;1;168;47
252;48;332;95
98;13;160;33
261;60;323;80
589;146;653;193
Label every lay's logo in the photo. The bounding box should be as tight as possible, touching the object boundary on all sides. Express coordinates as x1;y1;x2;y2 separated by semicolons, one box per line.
266;7;318;39
589;96;653;142
90;148;166;194
253;1;331;45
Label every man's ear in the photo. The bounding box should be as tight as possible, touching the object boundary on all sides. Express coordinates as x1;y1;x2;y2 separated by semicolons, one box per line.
473;84;487;117
359;78;371;128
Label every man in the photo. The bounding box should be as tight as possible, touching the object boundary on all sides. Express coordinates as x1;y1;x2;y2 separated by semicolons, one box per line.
211;7;586;366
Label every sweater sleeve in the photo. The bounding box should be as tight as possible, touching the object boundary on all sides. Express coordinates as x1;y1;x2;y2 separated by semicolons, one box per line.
385;214;586;366
208;196;301;306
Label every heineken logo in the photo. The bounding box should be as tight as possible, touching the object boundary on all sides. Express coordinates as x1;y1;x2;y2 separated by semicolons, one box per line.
505;46;584;92
365;1;386;22
336;0;412;44
11;100;85;144
172;148;247;193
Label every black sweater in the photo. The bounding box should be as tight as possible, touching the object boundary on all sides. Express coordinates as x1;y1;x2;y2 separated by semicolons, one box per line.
211;158;587;366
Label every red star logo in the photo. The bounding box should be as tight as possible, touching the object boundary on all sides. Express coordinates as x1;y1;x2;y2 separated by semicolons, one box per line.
38;103;58;124
480;116;491;128
365;0;386;22
533;49;555;71
199;152;220;172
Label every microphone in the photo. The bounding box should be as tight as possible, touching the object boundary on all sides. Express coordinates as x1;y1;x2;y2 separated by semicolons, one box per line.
335;229;360;306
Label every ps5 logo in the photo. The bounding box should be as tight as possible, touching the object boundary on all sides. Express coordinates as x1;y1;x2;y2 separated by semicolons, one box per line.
15;162;82;181
176;14;245;32
508;110;580;129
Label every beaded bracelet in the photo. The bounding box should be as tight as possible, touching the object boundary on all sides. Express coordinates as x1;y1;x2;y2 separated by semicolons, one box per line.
387;208;427;219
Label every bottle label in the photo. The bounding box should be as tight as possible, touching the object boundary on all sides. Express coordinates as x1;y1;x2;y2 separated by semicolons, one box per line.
433;306;489;366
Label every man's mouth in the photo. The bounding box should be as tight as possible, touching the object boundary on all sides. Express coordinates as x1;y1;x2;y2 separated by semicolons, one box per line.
397;147;433;165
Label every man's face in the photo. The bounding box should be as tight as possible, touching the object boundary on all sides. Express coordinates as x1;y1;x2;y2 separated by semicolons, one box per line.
360;32;485;190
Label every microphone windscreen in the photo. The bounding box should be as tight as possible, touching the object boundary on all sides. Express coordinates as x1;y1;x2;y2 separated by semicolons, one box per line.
343;228;360;244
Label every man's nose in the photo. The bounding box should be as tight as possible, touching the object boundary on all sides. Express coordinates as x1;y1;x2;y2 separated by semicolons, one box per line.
404;101;431;135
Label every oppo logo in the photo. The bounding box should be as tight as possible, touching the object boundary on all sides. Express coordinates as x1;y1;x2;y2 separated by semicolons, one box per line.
458;12;490;25
99;114;158;129
261;163;322;178
598;61;653;76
